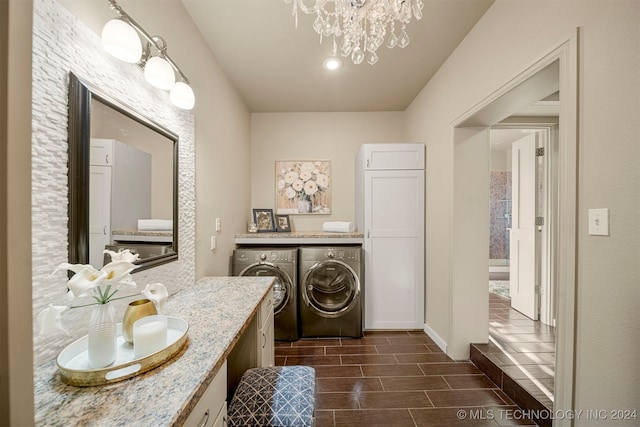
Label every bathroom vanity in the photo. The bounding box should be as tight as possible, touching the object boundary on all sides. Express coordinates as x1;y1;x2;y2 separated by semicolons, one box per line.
34;276;274;426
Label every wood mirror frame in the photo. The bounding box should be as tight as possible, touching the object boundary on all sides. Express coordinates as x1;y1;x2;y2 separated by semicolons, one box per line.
67;72;178;272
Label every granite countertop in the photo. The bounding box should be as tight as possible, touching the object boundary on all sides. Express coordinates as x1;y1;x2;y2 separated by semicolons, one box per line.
112;229;173;237
112;229;173;243
34;276;274;427
235;231;364;244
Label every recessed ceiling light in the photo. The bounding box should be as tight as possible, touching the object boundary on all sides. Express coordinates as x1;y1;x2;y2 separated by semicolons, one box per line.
322;57;342;71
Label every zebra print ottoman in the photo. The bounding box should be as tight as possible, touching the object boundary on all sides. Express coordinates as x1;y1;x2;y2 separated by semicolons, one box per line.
227;366;316;427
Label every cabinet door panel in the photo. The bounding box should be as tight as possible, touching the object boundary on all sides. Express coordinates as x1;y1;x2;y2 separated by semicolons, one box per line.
260;309;274;367
212;403;227;427
364;169;424;330
257;291;274;368
184;361;227;427
367;237;421;329
89;165;111;267
368;174;420;237
361;143;425;170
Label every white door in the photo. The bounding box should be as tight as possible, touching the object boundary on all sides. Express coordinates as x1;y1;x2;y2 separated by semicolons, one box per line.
509;134;539;319
90;165;112;267
364;169;424;329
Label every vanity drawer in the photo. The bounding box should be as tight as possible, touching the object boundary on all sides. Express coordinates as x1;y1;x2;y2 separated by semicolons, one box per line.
184;360;227;427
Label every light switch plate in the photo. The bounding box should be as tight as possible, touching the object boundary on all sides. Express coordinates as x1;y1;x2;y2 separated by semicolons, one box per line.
215;218;221;232
588;208;609;236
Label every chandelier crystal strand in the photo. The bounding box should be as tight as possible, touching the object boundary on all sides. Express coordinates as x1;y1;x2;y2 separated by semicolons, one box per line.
286;0;424;65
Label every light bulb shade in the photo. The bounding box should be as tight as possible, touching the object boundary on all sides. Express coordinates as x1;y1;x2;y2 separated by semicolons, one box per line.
101;19;142;63
144;56;175;90
170;82;195;110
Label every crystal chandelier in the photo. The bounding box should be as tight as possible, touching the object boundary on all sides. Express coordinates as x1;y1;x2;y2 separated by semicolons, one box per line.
284;0;424;65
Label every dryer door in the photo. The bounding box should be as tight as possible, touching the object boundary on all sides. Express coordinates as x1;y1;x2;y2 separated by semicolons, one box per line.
238;263;291;315
302;260;360;318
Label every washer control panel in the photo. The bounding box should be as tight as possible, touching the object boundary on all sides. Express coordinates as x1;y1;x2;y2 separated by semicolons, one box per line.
234;249;296;264
324;248;360;261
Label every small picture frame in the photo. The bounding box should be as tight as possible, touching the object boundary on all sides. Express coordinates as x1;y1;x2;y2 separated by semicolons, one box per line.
252;209;275;232
275;214;291;232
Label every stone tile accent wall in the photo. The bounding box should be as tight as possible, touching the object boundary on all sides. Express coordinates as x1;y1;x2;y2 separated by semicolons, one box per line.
489;171;511;260
32;0;195;366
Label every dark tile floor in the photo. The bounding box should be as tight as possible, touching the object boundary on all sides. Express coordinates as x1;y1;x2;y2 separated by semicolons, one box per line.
275;330;536;426
471;293;556;427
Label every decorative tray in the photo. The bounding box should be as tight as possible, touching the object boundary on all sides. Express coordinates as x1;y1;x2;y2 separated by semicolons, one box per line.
56;316;189;387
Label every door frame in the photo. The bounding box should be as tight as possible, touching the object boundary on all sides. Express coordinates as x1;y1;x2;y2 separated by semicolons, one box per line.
450;31;579;420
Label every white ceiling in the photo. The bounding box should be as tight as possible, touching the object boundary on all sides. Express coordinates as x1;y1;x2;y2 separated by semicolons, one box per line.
181;0;495;113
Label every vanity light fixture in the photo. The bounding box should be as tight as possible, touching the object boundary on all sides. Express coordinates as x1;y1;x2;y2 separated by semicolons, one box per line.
101;0;195;110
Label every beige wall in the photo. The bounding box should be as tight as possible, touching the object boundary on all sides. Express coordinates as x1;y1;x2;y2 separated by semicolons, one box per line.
58;0;252;279
405;0;639;419
1;1;34;425
250;112;405;232
8;0;638;423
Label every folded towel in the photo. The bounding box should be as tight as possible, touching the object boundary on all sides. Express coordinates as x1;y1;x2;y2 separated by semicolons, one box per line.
322;221;355;233
138;219;173;231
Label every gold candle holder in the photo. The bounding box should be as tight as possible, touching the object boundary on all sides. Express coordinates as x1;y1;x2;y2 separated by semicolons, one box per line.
122;299;157;344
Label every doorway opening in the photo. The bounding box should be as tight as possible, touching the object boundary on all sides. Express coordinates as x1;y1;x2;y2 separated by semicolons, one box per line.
451;31;579;420
487;120;559;413
489;120;558;327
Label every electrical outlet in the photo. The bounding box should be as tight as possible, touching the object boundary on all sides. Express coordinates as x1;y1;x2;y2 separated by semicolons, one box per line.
215;218;221;232
210;236;217;250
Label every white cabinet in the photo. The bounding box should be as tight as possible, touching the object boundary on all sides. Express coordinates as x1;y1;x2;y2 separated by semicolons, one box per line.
359;143;425;170
257;290;275;367
184;360;228;427
89;138;152;266
212;403;228;427
89;165;112;267
356;143;425;330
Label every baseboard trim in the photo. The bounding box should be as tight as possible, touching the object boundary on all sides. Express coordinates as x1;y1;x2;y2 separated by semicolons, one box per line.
423;324;447;353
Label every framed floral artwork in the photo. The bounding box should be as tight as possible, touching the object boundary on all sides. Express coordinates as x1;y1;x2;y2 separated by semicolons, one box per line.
252;209;275;232
276;160;331;214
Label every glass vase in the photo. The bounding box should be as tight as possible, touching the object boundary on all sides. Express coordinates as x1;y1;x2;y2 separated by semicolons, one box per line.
87;302;117;368
298;199;312;214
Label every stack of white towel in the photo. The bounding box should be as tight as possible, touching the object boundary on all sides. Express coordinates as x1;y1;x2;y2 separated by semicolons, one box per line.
322;221;355;233
138;219;173;231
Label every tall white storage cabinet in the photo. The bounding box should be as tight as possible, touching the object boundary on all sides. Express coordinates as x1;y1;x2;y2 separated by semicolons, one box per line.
355;143;425;330
89;138;152;266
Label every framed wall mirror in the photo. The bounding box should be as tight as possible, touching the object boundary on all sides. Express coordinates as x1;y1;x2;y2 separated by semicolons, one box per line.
68;72;178;272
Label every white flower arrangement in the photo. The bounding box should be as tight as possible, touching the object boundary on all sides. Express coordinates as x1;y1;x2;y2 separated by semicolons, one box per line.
37;249;168;336
276;161;330;213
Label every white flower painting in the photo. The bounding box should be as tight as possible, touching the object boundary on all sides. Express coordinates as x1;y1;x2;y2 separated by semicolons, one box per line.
276;160;331;214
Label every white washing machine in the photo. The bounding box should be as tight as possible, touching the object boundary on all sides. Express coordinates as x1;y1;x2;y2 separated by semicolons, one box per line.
298;246;363;338
232;247;299;341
